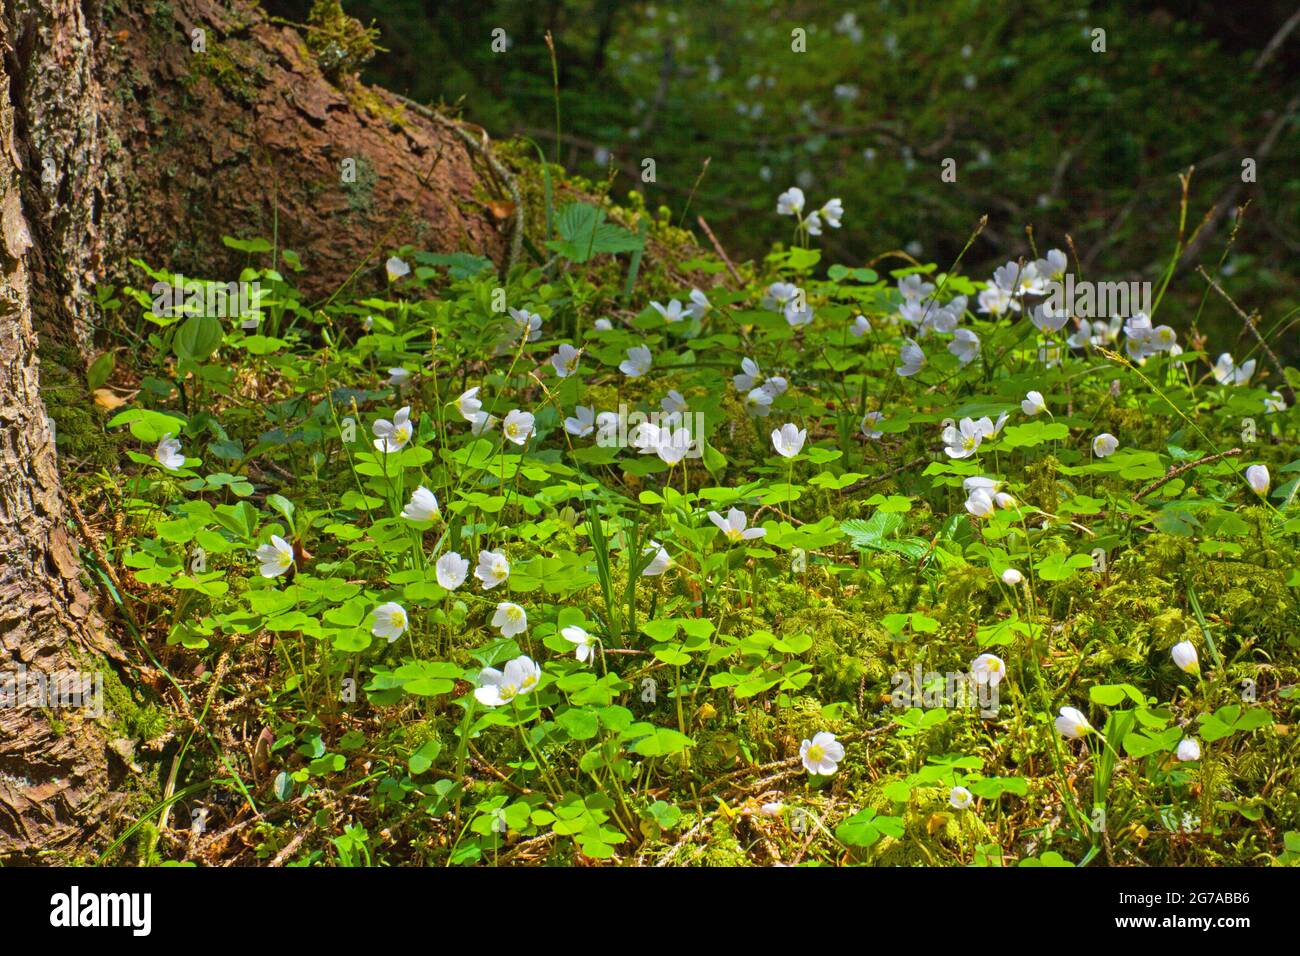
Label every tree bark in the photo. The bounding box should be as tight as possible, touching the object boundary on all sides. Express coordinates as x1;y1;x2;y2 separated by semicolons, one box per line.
0;21;126;860
0;0;514;861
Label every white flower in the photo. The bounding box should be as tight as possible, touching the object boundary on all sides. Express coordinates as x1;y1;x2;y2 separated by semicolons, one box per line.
651;299;686;323
944;417;989;459
965;488;995;518
783;298;814;327
819;198;844;228
373;406;414;453
1021;390;1047;416
850;314;872;337
562;625;596;663
978;284;1015;316
1055;706;1092;739
896;337;926;377
385;256;410;281
799;731;845;775
387;367;412;387
255;535;294;578
734;357;762;391
745;387;774;417
641;540;671;576
436;551;468;590
655;427;695;465
565;405;596;437
503;409;535;446
155;434;185;470
898;274;935;303
1175;738;1202;762
470;411;498;435
921;298;964;336
860;411;885;439
371;602;409;643
630;421;662;455
948;786;974;810
949;328;981;366
1246;464;1269;495
1265;390;1287;413
995;492;1016;509
492;601;528;638
1066;321;1093;350
771;423;807;458
1011;260;1047;297
475;550;510;589
661;389;687;414
990;262;1021;298
456;387;483;422
1123;314;1176;361
776;186;805;216
1092;432;1119;458
620;345;653;378
474;655;541;707
1036;248;1068;285
759;801;785;817
1031;301;1070;334
1171;641;1199;675
593;317;613;331
963;476;1001;495
971;653;1006;687
687;288;711;320
550;344;581;378
1212;352;1256;386
401;485;440;522
509;308;543;342
709;508;765;543
764;282;799;311
762;376;789;398
1001;568;1023;586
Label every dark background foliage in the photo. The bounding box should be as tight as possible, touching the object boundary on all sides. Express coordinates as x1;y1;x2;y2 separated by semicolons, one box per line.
268;0;1300;355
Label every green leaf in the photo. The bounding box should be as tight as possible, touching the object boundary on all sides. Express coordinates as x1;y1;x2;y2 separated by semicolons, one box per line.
174;314;224;362
546;203;644;263
408;738;443;775
87;352;115;390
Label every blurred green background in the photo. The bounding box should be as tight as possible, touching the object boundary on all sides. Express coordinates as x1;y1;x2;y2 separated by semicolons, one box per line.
270;0;1300;357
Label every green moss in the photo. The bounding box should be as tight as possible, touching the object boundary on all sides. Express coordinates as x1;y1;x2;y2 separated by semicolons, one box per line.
185;42;264;106
304;1;381;79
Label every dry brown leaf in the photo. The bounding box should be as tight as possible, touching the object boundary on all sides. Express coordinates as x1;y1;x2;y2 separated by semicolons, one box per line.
93;388;127;411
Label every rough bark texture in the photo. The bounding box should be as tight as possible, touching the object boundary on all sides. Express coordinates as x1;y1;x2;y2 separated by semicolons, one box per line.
0;25;126;860
30;0;509;348
0;0;513;861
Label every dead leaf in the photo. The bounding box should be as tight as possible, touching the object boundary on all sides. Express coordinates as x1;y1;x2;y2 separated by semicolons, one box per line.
93;388;127;411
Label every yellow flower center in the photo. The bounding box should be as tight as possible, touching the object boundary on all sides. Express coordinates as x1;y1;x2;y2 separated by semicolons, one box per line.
726;528;743;542
277;550;292;568
806;744;825;763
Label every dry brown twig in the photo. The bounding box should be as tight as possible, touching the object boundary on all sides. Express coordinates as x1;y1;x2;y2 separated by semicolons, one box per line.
1196;266;1296;408
1135;447;1243;501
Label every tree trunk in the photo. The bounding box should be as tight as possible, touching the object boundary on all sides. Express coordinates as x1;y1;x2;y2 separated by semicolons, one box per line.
0;0;513;861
